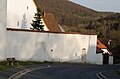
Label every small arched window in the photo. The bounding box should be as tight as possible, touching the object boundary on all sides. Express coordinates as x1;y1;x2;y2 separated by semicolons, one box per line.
82;48;86;54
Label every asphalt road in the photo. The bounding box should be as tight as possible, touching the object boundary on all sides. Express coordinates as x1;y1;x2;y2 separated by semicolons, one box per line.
0;64;120;79
17;64;120;79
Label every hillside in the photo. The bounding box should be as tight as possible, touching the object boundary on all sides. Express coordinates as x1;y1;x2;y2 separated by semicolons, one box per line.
89;13;120;37
34;0;113;32
99;13;120;20
98;13;120;31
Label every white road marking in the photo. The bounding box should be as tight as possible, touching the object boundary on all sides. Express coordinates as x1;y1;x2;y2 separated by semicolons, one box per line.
8;65;55;79
96;72;108;79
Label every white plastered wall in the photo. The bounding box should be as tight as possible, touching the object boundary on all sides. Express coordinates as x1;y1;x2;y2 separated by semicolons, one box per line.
95;54;103;65
6;30;100;64
0;0;7;60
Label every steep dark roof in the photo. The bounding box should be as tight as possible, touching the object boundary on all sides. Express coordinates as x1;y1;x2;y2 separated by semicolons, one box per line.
42;13;61;32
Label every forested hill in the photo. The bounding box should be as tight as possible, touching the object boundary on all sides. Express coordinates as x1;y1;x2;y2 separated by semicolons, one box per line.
34;0;113;32
99;13;120;21
88;13;120;37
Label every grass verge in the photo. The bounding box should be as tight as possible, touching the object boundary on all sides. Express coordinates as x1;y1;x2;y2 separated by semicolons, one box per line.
0;61;16;71
0;61;55;71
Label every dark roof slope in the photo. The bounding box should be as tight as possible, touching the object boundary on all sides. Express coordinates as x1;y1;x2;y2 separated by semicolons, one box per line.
42;13;61;32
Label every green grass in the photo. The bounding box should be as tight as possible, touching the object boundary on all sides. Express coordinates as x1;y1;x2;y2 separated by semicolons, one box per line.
0;61;55;71
0;61;34;71
0;60;93;71
0;61;14;71
18;61;55;66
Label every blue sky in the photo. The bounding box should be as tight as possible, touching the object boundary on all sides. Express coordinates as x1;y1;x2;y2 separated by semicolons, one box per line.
70;0;120;12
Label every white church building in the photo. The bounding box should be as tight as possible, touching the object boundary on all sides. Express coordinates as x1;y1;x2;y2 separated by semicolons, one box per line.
0;0;113;65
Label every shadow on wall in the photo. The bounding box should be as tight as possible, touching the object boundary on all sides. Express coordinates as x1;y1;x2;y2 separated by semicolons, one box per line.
20;33;52;61
31;33;66;62
63;35;87;63
21;14;27;29
31;41;51;61
66;45;96;64
86;45;97;64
